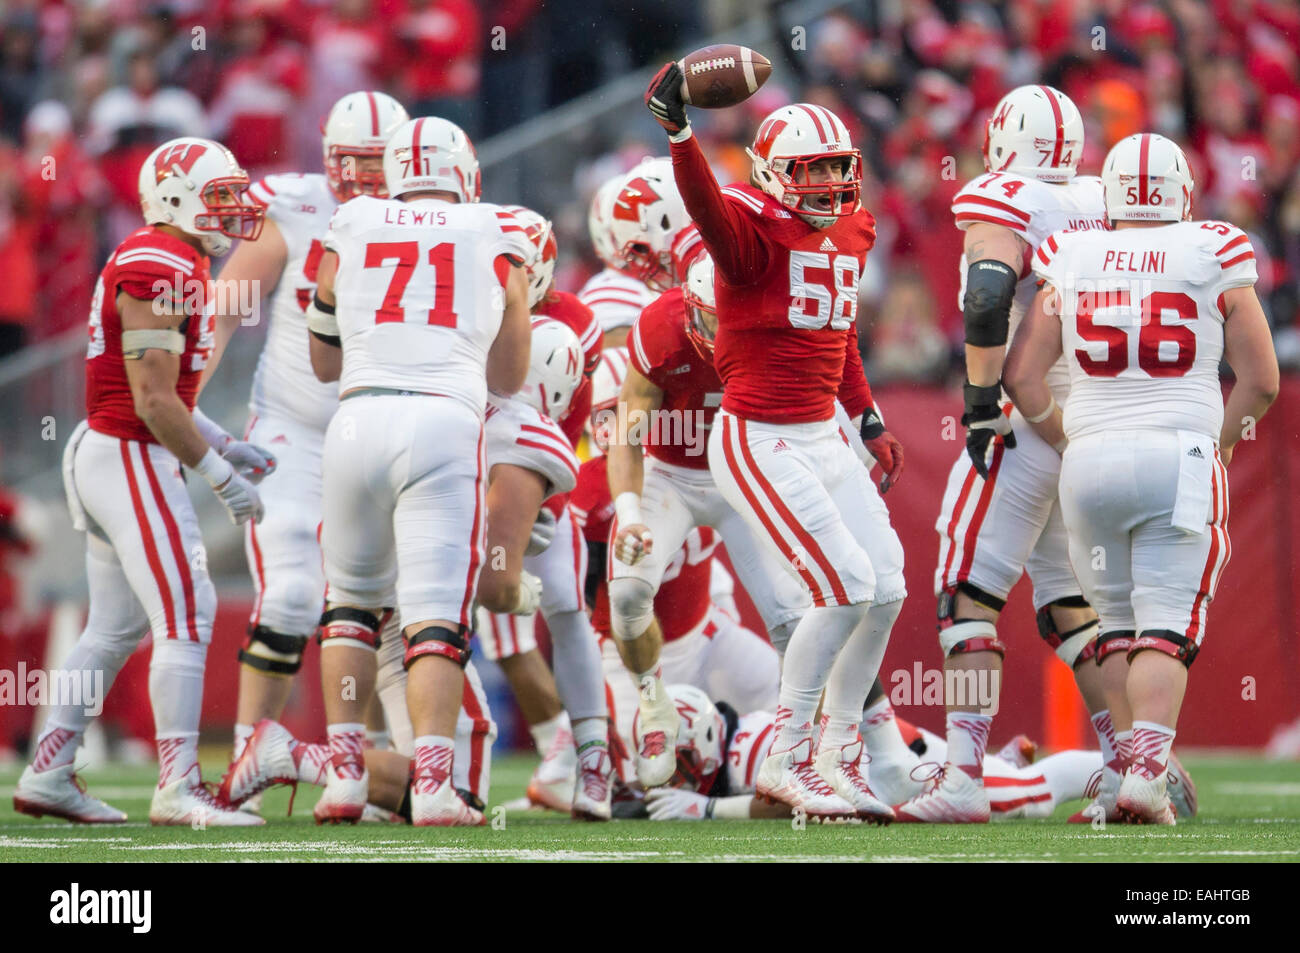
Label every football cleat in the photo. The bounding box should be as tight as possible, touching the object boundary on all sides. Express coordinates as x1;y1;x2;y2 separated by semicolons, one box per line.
12;763;127;824
894;762;991;823
219;719;297;809
756;738;856;820
313;760;368;825
996;734;1038;768
571;743;613;822
634;675;679;788
411;776;485;827
1068;762;1124;824
150;765;264;826
526;721;577;812
1117;769;1176;825
360;802;403;824
814;739;895;823
1165;750;1197;818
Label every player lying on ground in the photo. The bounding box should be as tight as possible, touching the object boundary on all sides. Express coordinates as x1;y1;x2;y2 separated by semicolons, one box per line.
1004;132;1277;824
14;137;271;827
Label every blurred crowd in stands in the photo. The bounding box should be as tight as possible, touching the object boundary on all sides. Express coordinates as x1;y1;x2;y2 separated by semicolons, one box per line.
0;0;1298;378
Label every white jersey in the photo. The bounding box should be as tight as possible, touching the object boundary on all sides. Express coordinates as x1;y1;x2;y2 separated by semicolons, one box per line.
1035;220;1258;442
246;173;340;432
953;172;1108;402
722;710;775;796
577;266;657;334
484;396;578;501
325;196;532;415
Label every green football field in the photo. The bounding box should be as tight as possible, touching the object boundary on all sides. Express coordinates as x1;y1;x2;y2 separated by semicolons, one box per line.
2;752;1298;862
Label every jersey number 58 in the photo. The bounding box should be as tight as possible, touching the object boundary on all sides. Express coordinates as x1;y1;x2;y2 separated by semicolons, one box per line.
788;251;859;331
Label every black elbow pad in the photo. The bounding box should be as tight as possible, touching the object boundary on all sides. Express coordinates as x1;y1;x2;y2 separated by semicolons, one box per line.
963;259;1019;347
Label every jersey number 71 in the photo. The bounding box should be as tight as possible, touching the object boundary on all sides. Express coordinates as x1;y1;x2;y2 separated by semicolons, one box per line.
364;240;458;327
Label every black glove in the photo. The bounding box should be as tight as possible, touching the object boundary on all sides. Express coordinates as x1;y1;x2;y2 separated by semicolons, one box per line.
645;62;689;136
962;382;1016;480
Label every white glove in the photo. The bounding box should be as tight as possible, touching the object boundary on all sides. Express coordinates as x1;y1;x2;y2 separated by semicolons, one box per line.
193;408;277;483
194;448;264;525
525;508;557;557
644;787;712;821
512;570;543;615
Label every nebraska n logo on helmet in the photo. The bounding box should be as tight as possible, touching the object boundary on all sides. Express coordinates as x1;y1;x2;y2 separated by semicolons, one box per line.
982;85;1084;184
1102;132;1195;223
746;102;862;228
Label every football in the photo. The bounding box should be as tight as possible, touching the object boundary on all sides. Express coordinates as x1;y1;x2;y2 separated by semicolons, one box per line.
679;44;771;109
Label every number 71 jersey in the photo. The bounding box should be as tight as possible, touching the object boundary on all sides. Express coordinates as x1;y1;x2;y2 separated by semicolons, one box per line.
324;195;532;416
1033;220;1259;441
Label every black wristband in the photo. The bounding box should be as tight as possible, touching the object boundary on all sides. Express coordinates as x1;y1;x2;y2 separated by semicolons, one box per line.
859;406;884;442
310;329;342;348
311;293;335;315
963;381;1003;412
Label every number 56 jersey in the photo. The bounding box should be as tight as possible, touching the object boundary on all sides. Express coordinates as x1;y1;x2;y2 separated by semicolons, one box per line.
324;195;532;414
1034;220;1259;442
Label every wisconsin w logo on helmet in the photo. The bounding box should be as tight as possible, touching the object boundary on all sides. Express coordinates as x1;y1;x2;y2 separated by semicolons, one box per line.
613;177;663;223
154;141;207;182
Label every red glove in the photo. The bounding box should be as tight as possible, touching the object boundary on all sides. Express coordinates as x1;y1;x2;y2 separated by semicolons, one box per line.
865;431;904;493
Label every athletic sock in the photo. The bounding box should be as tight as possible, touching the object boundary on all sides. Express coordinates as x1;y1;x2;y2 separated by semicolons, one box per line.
773;603;864;754
946;711;993;781
861;696;913;764
151;640;207;786
412;734;455;794
31;726;79;773
529;710;571;756
821;599;902;754
572;716;609;755
326;723;366;780
1129;721;1175;780
293;741;331;786
1115;729;1134;768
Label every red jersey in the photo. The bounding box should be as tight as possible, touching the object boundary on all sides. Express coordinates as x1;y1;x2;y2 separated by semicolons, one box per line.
627;287;724;470
572;454;711;643
536;290;602;449
669;134;874;423
86;227;214;442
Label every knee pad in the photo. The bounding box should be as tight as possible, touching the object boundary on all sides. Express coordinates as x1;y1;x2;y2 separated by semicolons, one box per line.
1130;629;1200;668
608;577;656;641
317;606;388;652
1035;597;1099;668
239;624;310;676
1095;629;1136;663
405;624;472;668
937;586;1005;658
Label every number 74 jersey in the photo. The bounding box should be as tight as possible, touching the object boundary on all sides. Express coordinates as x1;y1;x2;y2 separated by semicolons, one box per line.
324;195;532;416
1033;220;1259;442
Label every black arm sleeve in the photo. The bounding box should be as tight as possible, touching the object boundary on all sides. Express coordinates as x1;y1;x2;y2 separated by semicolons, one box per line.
584;540;607;610
963;259;1019;347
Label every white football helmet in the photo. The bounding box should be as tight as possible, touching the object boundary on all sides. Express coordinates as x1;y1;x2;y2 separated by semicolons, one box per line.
139;137;263;256
607;158;689;292
747;103;861;228
383;116;480;203
519;318;584;419
588;346;629;454
683;253;716;359
1102;133;1194;223
322;91;409;201
983;85;1083;184
588;175;623;268
502;204;557;309
632;684;726;793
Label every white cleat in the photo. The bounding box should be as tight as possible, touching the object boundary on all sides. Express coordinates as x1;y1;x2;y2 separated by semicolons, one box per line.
13;764;127;824
526;722;576;812
150;766;265;826
313;759;368;825
634;675;679;788
756;738;856;821
1165;751;1197;819
865;754;928;805
1117;770;1177;825
360;802;402;823
1068;762;1124;824
410;777;485;827
996;734;1038;769
814;739;895;824
894;762;991;823
219;719;297;809
571;744;613;822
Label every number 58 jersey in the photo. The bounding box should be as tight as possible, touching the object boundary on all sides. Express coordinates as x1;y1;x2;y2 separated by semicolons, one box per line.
324;195;532;415
1033;220;1259;442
